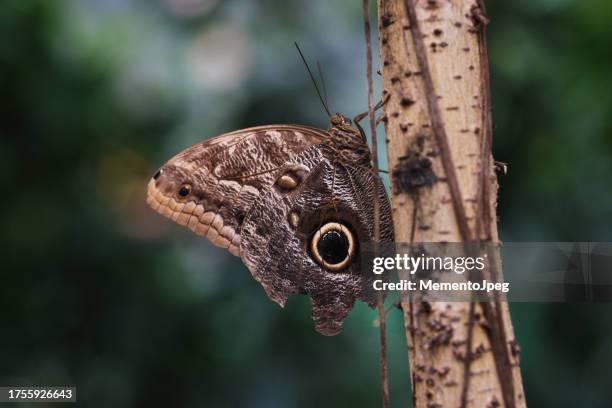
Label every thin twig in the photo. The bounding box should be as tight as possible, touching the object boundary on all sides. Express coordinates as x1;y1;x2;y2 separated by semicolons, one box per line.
460;2;516;407
474;2;494;242
363;1;389;407
462;0;492;405
480;298;516;408
460;301;477;408
474;2;517;407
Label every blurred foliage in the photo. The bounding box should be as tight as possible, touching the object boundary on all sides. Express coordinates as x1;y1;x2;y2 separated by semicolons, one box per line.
0;0;611;407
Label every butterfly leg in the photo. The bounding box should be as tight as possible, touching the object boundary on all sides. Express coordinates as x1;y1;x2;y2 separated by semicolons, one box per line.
353;93;391;138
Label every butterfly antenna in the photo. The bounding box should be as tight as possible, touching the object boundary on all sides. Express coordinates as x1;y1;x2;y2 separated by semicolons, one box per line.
294;42;332;118
317;60;331;113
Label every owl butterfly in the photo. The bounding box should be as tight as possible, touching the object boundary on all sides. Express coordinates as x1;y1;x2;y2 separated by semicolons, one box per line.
146;113;394;335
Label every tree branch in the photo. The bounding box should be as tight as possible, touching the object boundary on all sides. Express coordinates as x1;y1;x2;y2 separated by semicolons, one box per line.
362;1;389;407
376;0;527;406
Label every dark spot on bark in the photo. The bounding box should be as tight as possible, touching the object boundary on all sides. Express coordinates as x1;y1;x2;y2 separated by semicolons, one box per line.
391;112;399;118
509;339;521;357
445;380;458;387
419;301;432;314
474;343;487;357
470;5;490;28
415;134;426;150
400;97;415;107
433;29;443;36
426;324;454;349
453;348;465;361
393;149;437;195
480;320;492;335
452;339;466;347
381;12;394;27
438;366;450;378
487;396;501;408
391;76;400;84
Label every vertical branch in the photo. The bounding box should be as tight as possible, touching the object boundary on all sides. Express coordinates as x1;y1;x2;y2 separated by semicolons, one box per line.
402;0;472;242
376;0;526;407
363;1;389;407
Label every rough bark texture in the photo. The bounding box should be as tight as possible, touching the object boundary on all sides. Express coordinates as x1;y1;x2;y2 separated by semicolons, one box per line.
376;1;526;407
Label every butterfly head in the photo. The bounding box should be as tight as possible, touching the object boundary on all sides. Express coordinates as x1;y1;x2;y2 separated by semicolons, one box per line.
330;112;351;127
327;113;371;166
330;112;363;138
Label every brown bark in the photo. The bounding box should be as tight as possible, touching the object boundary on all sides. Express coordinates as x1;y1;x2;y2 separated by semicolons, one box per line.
376;1;526;406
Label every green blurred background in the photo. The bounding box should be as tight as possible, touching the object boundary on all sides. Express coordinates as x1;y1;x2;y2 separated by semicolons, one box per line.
1;0;612;407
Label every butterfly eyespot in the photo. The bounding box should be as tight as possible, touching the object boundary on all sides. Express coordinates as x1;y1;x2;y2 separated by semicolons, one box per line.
288;210;300;228
274;165;309;192
177;184;191;199
277;174;298;190
310;222;355;271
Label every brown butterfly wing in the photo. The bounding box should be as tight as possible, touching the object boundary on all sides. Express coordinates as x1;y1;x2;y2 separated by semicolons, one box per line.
239;145;394;335
147;123;394;336
147;125;328;256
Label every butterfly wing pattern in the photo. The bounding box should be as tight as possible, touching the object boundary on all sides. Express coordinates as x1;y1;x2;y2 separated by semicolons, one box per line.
147;115;394;335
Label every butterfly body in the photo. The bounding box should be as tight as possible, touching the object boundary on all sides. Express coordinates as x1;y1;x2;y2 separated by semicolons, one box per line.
147;113;393;335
